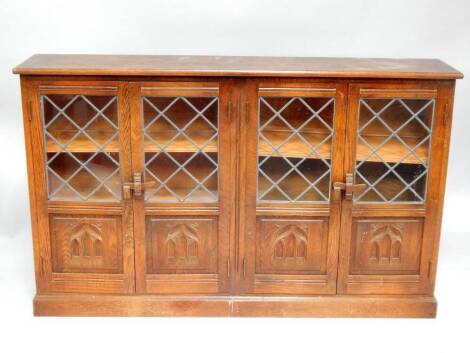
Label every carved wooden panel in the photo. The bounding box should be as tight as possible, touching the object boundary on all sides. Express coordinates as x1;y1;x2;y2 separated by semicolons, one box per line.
146;217;218;274
256;218;328;274
350;218;423;275
50;215;123;274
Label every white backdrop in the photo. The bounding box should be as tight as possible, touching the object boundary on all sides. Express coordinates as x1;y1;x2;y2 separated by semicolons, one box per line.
0;0;469;352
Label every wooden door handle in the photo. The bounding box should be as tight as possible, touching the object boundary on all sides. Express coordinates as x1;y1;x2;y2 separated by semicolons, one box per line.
333;173;366;200
123;173;158;199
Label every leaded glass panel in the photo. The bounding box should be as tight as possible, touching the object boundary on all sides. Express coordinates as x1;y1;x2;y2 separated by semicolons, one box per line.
354;98;434;203
257;96;335;203
142;96;219;202
41;95;121;201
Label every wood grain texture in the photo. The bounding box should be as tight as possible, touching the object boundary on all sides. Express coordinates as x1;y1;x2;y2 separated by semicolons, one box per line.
240;81;348;295
13;54;463;79
50;214;123;274
16;57;460;317
45;129;426;163
22;79;135;294
145;217;218;274
131;80;233;295
349;218;423;275
33;294;437;318
20;78;44;292
337;81;452;295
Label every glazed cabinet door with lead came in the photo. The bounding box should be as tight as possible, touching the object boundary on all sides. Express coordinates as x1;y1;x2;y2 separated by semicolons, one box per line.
239;82;347;295
24;80;135;293
337;83;453;294
130;82;232;294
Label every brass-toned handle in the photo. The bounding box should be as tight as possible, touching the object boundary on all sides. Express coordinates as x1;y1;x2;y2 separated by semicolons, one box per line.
333;173;366;200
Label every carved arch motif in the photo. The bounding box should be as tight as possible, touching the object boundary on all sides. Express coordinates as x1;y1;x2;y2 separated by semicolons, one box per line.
68;222;103;258
272;224;308;262
165;223;200;261
368;223;403;263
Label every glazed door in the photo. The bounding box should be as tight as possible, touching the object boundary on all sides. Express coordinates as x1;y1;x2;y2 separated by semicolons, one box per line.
337;82;454;294
239;81;347;295
25;79;135;293
131;81;233;294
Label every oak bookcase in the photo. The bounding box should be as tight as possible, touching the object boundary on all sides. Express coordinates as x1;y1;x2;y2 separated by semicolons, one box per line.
13;55;463;317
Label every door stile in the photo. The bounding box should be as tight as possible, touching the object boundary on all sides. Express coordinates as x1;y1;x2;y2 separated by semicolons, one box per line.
217;79;235;294
225;79;236;293
117;82;136;293
337;83;360;294
236;79;257;294
129;81;146;293
327;83;348;292
224;78;242;293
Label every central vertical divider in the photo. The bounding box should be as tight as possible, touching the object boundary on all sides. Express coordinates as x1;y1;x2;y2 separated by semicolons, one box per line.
128;82;146;293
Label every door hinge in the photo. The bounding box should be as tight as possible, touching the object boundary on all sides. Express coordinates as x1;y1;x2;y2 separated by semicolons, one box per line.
227;102;232;124
443;103;449;124
242;258;246;279
28;100;32;122
243;101;249;126
428;260;433;279
39;256;47;277
227;259;230;278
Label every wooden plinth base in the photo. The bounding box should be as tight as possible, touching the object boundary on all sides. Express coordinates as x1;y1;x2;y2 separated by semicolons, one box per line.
33;294;437;318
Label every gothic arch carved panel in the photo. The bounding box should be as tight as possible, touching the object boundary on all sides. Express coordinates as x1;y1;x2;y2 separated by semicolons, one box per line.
350;219;423;275
272;224;308;264
166;223;200;263
69;223;104;258
50;215;122;274
146;217;218;274
256;218;328;274
368;223;403;263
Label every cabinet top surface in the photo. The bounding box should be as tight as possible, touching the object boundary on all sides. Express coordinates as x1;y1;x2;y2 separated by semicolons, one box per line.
13;54;463;79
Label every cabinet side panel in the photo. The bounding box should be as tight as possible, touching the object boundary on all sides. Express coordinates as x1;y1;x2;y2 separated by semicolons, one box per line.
426;81;456;292
20;77;47;292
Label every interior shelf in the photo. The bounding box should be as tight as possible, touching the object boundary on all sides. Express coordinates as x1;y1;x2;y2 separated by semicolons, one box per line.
46;133;119;153
46;130;218;153
258;131;428;164
46;132;428;165
355;135;428;164
258;131;331;160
